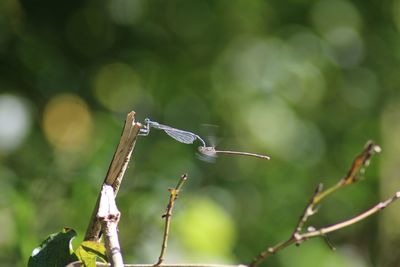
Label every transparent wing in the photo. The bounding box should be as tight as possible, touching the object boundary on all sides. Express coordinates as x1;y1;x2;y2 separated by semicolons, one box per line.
163;129;197;144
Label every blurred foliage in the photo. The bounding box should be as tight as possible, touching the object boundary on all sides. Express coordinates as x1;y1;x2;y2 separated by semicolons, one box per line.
1;0;400;266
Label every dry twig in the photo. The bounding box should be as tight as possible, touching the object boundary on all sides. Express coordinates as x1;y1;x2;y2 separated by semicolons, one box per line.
249;141;391;267
154;174;188;266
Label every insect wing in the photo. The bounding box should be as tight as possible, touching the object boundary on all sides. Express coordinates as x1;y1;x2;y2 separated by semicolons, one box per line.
163;129;197;144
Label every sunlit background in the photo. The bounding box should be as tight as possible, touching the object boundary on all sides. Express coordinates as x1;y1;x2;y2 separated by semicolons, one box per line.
1;0;400;266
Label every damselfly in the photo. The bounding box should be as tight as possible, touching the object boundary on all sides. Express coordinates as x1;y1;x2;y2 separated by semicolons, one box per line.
139;118;207;147
139;118;270;161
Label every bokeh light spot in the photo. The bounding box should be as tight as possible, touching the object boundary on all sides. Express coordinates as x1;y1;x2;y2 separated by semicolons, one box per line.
108;0;145;26
213;37;327;109
311;0;362;35
392;0;400;33
243;97;325;164
42;94;92;152
0;94;31;153
325;27;364;67
174;196;236;260
93;62;143;112
311;0;364;67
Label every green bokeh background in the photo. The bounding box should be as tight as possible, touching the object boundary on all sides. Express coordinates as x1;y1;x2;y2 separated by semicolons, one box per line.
1;0;400;266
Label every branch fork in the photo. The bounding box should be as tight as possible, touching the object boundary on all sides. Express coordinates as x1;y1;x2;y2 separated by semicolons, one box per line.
249;140;399;267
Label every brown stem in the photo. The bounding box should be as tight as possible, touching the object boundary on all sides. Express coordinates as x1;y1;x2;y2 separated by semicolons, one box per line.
249;190;400;267
249;141;382;267
301;191;400;239
154;174;188;266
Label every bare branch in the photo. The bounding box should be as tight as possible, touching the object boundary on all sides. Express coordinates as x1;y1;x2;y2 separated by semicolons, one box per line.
249;190;400;267
249;141;384;267
292;183;323;241
301;191;400;240
154;174;188;266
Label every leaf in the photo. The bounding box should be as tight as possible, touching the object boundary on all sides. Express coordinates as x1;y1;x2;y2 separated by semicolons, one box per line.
74;241;108;267
28;227;78;267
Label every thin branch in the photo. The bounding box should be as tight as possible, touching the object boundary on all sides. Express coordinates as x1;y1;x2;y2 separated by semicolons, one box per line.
250;190;400;267
98;185;124;267
85;111;142;242
292;183;323;240
301;191;400;239
249;141;383;267
154;174;188;266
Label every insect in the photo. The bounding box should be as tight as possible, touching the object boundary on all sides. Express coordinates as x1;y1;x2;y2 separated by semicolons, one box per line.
139;118;270;161
139;118;207;147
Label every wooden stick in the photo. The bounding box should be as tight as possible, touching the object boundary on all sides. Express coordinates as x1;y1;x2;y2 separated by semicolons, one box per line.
85;111;142;241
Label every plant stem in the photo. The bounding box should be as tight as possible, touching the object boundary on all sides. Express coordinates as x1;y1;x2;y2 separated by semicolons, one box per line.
154;174;188;266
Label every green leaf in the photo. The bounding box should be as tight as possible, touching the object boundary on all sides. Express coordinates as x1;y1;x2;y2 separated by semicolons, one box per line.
74;241;108;267
28;227;78;267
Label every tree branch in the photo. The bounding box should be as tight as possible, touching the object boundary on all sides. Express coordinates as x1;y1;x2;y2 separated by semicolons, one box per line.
249;140;384;267
292;183;323;241
300;191;400;239
249;190;400;267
